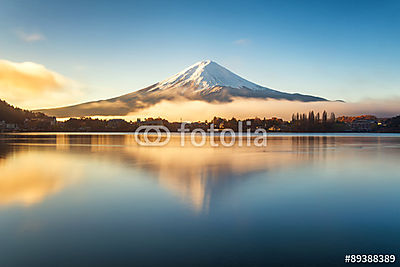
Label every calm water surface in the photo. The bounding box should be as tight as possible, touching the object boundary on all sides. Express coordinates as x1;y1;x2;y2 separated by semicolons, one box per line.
0;133;399;266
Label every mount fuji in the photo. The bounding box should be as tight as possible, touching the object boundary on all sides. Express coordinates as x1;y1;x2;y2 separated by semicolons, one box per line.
39;60;327;117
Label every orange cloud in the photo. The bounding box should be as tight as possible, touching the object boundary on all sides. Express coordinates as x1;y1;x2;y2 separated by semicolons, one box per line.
0;60;63;92
0;59;84;109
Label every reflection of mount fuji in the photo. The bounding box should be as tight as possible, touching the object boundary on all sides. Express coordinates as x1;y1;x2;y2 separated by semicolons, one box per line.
85;135;320;212
39;60;328;117
0;134;332;211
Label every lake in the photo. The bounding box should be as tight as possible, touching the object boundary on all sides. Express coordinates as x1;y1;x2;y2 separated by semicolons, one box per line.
0;133;399;266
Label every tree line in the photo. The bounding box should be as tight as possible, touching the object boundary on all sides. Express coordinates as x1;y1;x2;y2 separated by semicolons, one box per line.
289;111;347;132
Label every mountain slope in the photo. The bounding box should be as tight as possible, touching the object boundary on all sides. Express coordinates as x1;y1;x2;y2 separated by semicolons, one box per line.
39;60;327;117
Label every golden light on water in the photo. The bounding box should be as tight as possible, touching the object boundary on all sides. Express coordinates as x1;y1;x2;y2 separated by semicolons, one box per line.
0;151;82;207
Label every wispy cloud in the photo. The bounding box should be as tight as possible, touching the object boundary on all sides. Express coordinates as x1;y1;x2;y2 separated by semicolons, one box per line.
16;30;45;42
233;38;251;46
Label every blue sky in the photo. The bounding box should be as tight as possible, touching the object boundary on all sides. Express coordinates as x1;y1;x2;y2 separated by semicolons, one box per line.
0;0;399;107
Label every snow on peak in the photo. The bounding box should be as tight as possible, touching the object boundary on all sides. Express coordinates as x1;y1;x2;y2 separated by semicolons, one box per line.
157;60;265;91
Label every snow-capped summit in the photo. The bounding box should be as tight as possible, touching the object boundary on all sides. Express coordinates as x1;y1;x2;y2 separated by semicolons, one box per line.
157;60;265;91
39;60;328;117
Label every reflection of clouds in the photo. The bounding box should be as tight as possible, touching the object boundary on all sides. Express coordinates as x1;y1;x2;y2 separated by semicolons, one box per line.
0;152;82;207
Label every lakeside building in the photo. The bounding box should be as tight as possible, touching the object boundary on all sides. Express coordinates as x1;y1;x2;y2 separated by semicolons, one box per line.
350;119;377;132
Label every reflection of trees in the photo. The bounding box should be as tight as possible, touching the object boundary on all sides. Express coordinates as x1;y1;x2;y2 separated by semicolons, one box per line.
0;142;12;160
290;136;334;161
